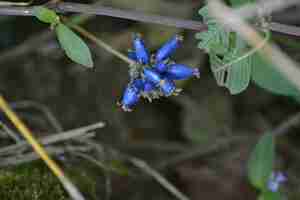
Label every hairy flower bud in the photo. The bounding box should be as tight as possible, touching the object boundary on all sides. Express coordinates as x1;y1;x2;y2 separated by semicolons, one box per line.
119;85;140;112
155;35;182;63
165;64;200;80
159;79;176;96
133;34;149;64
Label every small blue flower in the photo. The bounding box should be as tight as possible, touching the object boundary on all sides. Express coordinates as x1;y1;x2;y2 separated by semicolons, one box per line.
267;171;287;192
155;35;183;63
120;34;200;111
154;61;168;73
133;34;149;64
165;64;200;80
119;85;140;112
159;79;177;96
143;68;162;85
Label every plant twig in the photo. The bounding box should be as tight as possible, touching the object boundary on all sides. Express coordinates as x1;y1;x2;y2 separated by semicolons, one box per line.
0;1;299;37
0;121;22;143
55;2;206;31
269;22;300;38
0;121;104;155
0;2;207;31
0;0;33;6
272;111;300;137
130;157;190;200
62;16;135;65
0;145;91;167
10;100;64;132
156;136;244;170
0;95;86;200
235;0;300;20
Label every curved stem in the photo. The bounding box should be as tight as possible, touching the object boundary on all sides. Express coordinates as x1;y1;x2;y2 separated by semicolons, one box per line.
214;30;270;73
63;16;135;65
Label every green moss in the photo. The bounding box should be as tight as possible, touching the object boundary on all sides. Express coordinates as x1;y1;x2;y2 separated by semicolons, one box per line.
0;162;69;200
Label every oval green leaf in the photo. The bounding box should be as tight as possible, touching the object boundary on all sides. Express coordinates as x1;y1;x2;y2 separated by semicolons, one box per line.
33;6;60;25
248;133;275;190
55;23;93;68
252;53;300;97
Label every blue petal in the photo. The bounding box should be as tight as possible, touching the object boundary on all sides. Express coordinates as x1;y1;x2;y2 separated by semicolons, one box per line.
143;68;162;85
143;80;156;92
132;78;145;90
133;34;150;64
120;85;140;111
154;61;168;73
155;35;182;63
160;79;176;96
165;64;200;80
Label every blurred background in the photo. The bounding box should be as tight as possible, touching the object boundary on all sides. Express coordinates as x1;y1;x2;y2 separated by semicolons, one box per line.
0;0;300;199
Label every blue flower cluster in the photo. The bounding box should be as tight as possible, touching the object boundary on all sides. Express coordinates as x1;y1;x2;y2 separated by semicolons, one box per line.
119;34;200;112
267;171;287;192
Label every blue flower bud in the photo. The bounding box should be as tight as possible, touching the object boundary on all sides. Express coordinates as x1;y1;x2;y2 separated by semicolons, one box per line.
119;85;140;112
154;61;168;73
155;35;183;63
128;50;137;62
133;34;149;64
165;64;200;80
132;78;145;90
143;80;156;92
159;79;176;96
143;68;162;85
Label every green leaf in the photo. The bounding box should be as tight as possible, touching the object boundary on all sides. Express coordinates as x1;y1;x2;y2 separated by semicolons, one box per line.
209;46;252;94
224;50;252;94
252;53;300;97
258;191;284;200
196;6;229;54
248;133;275;190
55;23;93;68
197;5;252;94
196;25;228;54
33;6;60;25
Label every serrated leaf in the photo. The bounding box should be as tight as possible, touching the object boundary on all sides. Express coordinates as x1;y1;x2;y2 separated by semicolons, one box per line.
33;6;60;25
198;6;209;18
248;133;274;190
196;23;229;54
196;5;229;54
55;23;93;68
225;50;252;94
252;53;300;97
196;5;252;94
209;47;252;94
198;6;212;22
